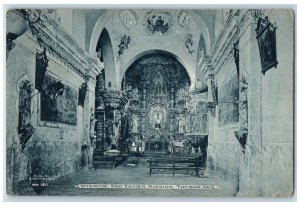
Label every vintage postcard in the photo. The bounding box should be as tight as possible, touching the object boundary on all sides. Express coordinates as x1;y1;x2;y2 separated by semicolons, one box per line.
5;8;294;197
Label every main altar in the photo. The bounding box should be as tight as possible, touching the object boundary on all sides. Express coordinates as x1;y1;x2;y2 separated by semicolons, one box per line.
144;141;169;154
121;53;208;157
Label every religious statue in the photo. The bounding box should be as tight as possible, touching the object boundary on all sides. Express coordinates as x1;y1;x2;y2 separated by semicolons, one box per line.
179;118;185;134
177;88;186;101
155;82;162;94
96;96;105;110
170;98;174;108
239;75;248;131
89;108;96;146
142;100;146;108
132;87;139;100
18;80;35;149
132;118;138;133
111;134;118;150
155;113;161;130
96;48;103;63
154;72;163;95
97;69;105;90
190;104;196;114
19;95;32;127
105;120;114;149
191;115;196;133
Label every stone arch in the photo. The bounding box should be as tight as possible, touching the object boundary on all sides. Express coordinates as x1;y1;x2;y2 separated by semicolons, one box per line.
187;10;211;54
88;10;211;90
198;33;206;57
88;10;113;55
89;10;212;56
96;28;117;89
120;49;195;90
147;102;169;111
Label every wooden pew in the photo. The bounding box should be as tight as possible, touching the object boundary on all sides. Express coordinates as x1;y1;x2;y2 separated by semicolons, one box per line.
147;157;205;176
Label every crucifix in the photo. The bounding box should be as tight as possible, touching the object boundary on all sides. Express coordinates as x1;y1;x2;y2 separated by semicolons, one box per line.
153;144;159;150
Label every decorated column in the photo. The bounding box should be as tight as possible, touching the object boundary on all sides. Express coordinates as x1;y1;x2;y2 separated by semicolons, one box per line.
79;75;90;171
205;66;216;175
84;71;98;170
94;70;106;154
102;90;128;152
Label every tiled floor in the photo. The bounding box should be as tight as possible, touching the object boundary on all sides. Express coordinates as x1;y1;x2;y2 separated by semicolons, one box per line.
39;156;237;197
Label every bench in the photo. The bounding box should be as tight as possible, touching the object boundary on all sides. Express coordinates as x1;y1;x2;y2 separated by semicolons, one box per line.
93;156;125;170
147;157;205;176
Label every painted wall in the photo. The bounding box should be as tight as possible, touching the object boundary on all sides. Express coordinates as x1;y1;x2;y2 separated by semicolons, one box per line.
54;9;87;51
218;73;239;127
40;74;78;125
187;95;208;135
260;10;294;197
6;9;294;197
236;10;294;197
73;10;87;49
55;9;74;35
88;9;211;89
6;32;93;194
211;10;294;196
214;59;240;191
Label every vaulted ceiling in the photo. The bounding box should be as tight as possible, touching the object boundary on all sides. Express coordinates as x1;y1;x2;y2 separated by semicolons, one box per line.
81;10;218;89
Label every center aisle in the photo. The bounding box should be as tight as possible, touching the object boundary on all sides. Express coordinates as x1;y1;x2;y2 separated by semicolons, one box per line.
39;156;237;197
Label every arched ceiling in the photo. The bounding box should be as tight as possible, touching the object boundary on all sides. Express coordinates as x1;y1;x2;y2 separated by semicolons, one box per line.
121;49;192;84
85;9;217;89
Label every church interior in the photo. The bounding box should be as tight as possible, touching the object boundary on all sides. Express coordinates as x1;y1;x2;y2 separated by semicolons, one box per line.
6;9;294;197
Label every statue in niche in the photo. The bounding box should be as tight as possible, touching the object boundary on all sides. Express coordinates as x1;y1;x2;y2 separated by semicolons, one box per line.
89;108;96;146
19;88;32;126
154;72;163;95
132;118;138;133
155;113;161;130
96;48;103;63
96;96;105;110
97;69;105;90
194;115;199;133
155;82;162;94
178;118;185;134
191;105;196;114
239;75;248;131
132;87;139;100
111;122;120;150
142;100;146;108
177;88;186;101
170;98;174;108
105;119;114;150
192;115;197;133
18;80;35;149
